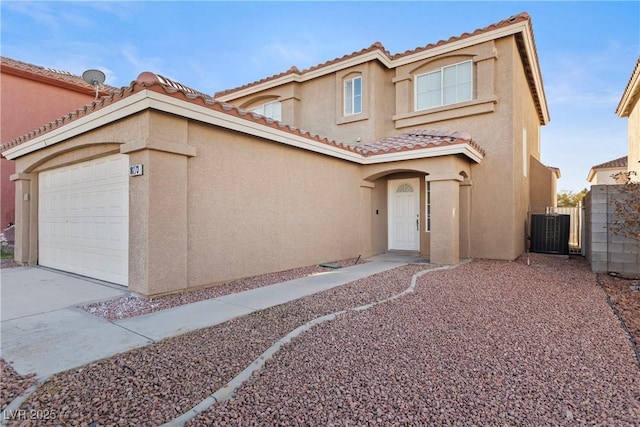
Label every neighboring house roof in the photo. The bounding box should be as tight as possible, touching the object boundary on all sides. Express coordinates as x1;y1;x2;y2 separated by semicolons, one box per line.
586;155;628;182
546;166;561;179
0;56;117;96
616;57;640;118
1;72;485;165
214;12;549;125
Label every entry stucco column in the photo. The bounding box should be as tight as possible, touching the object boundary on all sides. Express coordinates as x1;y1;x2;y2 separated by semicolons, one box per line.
120;113;196;296
359;181;375;258
122;147;194;296
428;175;461;265
9;173;34;265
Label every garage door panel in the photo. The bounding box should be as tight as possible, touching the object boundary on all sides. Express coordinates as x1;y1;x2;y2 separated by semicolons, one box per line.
39;154;129;286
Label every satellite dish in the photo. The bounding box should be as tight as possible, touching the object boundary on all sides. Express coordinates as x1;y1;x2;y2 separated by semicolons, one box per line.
82;69;106;100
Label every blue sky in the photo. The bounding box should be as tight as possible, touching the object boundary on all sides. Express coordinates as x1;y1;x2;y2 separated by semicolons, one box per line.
1;1;638;192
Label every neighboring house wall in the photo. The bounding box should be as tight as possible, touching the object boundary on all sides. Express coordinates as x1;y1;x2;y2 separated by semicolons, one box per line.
588;168;627;185
0;60;101;230
530;157;557;213
585;185;640;278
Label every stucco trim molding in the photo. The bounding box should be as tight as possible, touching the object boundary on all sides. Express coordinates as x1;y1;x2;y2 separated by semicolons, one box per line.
3;89;483;166
120;139;197;157
9;172;32;182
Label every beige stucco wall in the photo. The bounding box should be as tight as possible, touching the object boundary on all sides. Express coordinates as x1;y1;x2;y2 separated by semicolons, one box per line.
185;120;366;289
628;98;640;177
222;35;545;261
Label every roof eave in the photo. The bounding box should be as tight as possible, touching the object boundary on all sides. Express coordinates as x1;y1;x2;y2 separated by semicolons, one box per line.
616;58;640;118
1;63;110;97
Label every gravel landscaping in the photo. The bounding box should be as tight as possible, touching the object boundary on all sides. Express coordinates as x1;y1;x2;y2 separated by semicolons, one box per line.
81;257;366;321
0;360;36;412
3;254;640;426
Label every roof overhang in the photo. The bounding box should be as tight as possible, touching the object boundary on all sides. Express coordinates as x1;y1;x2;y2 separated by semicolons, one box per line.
215;17;549;125
616;58;640;117
2;89;483;165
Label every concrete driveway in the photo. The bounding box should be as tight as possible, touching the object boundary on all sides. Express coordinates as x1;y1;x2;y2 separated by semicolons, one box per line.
0;267;151;378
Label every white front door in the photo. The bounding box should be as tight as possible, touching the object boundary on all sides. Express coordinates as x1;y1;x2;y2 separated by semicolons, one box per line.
38;154;129;286
388;178;420;251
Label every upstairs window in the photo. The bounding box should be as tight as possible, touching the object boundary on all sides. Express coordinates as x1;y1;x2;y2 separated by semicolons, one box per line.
415;60;472;110
344;76;362;116
251;101;282;121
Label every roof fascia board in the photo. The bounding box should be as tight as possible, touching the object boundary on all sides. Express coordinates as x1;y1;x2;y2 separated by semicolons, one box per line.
3;89;484;166
361;144;484;164
616;60;640;117
1;65;96;96
216;50;392;102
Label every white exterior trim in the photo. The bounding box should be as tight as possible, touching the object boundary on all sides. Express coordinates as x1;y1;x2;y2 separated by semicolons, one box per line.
215;20;548;122
3;90;484;165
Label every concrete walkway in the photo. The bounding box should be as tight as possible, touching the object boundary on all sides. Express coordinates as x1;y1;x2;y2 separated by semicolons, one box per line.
1;258;410;378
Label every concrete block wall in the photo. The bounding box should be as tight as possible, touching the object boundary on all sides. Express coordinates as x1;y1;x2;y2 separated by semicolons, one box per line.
586;185;640;278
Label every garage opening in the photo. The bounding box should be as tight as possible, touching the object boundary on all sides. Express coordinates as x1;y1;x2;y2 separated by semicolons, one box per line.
38;154;129;286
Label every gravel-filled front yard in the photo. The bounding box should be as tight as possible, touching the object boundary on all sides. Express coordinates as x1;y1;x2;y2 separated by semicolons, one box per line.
3;254;640;426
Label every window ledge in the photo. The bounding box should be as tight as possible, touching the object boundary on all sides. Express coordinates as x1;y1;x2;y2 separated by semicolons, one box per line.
393;97;497;129
337;112;369;125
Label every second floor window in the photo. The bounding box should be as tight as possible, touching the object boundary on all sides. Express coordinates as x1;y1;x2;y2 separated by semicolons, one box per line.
251;101;282;121
344;76;362;116
415;60;472;110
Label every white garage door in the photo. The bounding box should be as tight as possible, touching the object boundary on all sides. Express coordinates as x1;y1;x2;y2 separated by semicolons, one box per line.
39;154;129;286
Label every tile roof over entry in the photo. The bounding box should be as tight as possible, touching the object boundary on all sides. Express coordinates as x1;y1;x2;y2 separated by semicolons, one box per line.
350;129;485;157
2;72;485;164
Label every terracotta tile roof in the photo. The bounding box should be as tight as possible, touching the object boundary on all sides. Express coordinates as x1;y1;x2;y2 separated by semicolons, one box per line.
0;72;357;155
616;57;640;117
591;156;628;170
349;129;485;157
1;72;483;163
1;56;118;94
215;13;531;98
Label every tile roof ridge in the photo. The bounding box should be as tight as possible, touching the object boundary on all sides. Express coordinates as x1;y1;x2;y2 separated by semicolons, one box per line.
392;12;530;59
1;56;119;92
214;12;531;99
214;42;391;98
591;155;628;170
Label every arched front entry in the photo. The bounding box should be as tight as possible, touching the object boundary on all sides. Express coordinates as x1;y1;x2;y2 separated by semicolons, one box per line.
361;156;472;264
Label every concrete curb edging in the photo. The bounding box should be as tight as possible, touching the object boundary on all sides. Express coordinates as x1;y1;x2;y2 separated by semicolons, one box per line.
163;261;467;426
1;376;50;427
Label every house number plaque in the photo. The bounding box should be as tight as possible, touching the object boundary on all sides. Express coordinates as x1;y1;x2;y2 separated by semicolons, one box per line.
129;164;144;176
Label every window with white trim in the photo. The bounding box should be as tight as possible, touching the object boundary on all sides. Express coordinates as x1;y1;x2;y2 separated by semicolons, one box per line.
251;101;282;121
415;60;472;110
344;76;362;115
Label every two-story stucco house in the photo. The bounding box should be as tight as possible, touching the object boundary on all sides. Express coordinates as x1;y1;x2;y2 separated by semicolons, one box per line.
1;12;556;296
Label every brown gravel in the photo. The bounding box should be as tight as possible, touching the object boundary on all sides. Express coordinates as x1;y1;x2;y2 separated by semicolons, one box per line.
1;359;37;411
5;255;640;426
190;255;640;426
7;264;426;426
598;272;640;350
82;257;366;321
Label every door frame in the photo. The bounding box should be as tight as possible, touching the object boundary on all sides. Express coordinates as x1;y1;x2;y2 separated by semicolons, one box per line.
387;178;420;251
